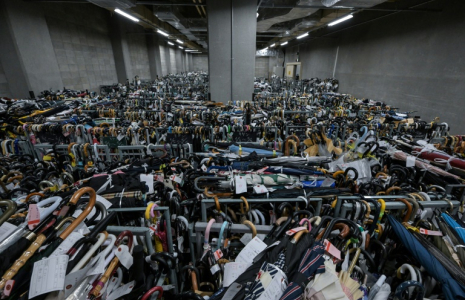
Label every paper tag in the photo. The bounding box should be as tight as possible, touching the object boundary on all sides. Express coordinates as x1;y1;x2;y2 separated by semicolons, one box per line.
140;174;154;194
3;280;14;296
236;236;267;265
0;222;17;243
324;239;341;260
87;252;107;276
420;228;443;236
74;222;90;235
256;267;287;300
222;283;242;300
106;276;119;299
235;176;247;194
170;175;182;184
64;261;94;297
115;245;133;269
214;249;223;261
28;204;41;230
210;264;221;275
240;233;253;245
51;232;83;257
117;134;125;141
406;155;416;167
223;262;249;287
106;280;135;300
253;184;268;194
29;255;69;298
201;164;207;172
321;177;336;187
286;226;307;236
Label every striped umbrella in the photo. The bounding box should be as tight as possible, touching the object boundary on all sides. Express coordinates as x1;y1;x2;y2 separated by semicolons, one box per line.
279;241;326;300
244;252;287;300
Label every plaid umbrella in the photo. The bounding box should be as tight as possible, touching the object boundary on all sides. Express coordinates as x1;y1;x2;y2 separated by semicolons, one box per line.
244;251;287;300
279;241;326;300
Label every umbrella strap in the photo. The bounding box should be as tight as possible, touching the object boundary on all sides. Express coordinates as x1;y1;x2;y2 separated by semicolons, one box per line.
292;272;311;291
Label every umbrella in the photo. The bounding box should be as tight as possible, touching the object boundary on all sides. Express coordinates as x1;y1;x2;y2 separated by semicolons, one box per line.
1;187;96;299
279;241;325;300
244;253;287;300
387;214;465;300
441;213;465;244
436;216;465;266
304;259;348;300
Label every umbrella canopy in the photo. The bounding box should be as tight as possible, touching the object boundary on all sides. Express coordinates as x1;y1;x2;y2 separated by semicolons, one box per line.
442;213;465;244
387;214;465;300
244;252;287;300
279;241;325;300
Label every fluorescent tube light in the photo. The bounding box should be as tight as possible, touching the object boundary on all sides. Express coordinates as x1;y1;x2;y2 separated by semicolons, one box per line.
262;47;268;51
157;29;169;36
297;32;309;39
328;14;353;26
179;46;183;49
281;41;288;46
114;9;139;22
176;39;184;44
185;49;196;52
270;43;276;48
167;42;174;45
257;12;259;18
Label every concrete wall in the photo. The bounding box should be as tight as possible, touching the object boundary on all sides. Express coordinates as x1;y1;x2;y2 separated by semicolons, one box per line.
126;30;151;80
192;54;208;72
44;3;117;91
255;57;269;78
0;1;196;97
0;60;10;98
288;0;465;134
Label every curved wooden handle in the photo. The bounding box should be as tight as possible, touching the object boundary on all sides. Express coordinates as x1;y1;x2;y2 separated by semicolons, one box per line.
0;200;17;226
0;234;46;289
242;220;257;238
59;187;96;239
240;196;249;214
25;192;45;203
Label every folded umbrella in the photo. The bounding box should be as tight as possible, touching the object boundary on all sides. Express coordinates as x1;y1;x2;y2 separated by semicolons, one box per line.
441;213;465;244
304;260;348;300
279;241;326;300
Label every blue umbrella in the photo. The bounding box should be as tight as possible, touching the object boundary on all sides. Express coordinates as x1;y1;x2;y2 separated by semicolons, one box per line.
387;214;465;300
441;213;465;244
279;241;326;300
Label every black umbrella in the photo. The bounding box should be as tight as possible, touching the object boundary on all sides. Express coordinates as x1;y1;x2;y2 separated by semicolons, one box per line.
2;187;96;299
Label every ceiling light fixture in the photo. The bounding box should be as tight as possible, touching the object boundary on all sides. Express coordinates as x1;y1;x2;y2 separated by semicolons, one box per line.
257;12;259;18
328;14;353;26
262;47;268;51
179;46;183;49
270;43;276;48
297;32;309;39
167;42;174;45
281;41;288;46
157;29;169;37
114;9;139;22
176;39;184;44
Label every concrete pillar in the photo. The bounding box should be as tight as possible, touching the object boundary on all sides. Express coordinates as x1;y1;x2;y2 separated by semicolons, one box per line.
207;0;256;103
165;45;173;74
147;34;162;79
110;17;133;83
175;48;183;73
0;0;63;97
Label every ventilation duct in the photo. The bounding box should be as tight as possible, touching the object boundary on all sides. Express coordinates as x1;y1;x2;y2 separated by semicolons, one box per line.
87;0;136;9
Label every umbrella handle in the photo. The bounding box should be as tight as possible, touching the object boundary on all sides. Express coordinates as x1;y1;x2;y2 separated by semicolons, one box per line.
142;286;163;300
242;220;257;238
0;234;46;289
0;200;17;226
59;187;96;240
